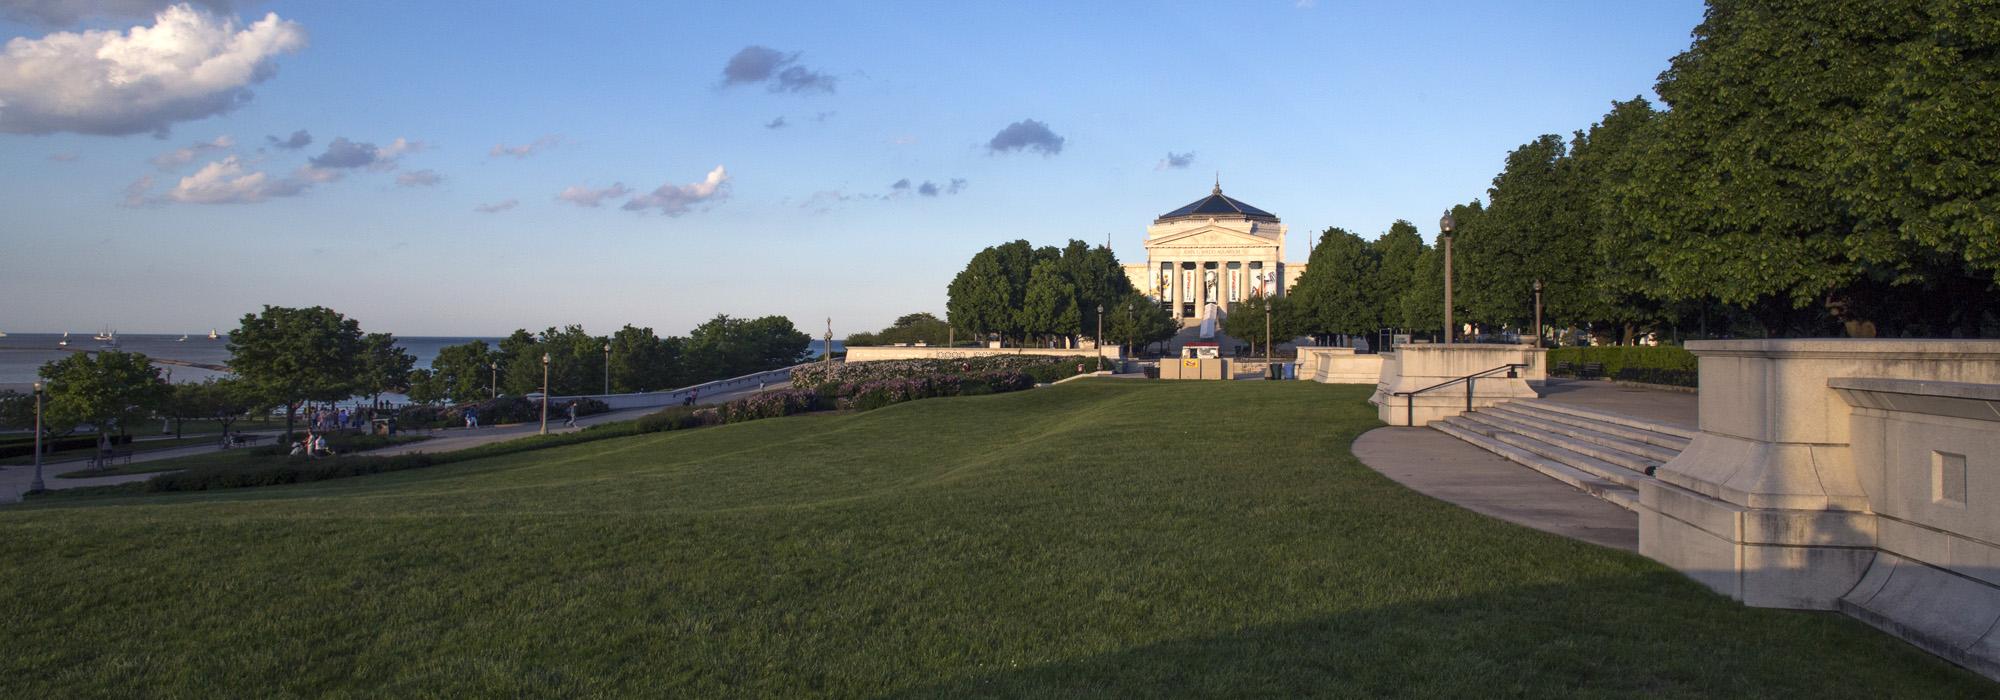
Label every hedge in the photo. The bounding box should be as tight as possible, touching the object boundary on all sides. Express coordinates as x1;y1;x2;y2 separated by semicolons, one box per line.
1546;346;1696;379
0;434;133;459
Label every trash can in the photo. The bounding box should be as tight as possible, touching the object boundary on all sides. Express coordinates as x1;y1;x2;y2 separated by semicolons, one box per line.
1267;363;1282;380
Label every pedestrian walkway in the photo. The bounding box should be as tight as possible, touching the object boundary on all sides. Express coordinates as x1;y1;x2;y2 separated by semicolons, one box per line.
1351;427;1638;551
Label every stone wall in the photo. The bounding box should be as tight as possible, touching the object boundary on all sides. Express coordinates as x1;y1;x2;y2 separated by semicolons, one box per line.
1368;344;1545;426
1635;339;2000;681
1295;346;1385;384
844;345;1124;363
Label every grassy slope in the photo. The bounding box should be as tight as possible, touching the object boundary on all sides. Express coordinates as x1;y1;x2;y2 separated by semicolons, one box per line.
0;381;1988;697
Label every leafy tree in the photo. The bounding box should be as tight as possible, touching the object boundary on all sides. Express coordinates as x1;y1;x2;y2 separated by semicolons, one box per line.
1369;220;1428;329
38;351;169;449
356;332;415;405
684;315;810;381
847;313;953;347
430;339;498;402
228;305;364;440
1456;134;1601;332
946;248;1015;345
1400;246;1447;340
608;324;683;392
1105;292;1176;356
1017;259;1080;345
1222;294;1300;355
0;389;80;456
1287;227;1381;337
163;379;260;438
496;329;542;396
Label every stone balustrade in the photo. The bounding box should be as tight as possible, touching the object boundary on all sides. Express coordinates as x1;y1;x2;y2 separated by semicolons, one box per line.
1368;344;1545;426
1295;346;1385;384
844;345;1125;363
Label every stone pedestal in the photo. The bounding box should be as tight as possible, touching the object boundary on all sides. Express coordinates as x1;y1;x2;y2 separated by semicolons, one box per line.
1638;340;2000;612
1369;344;1544;426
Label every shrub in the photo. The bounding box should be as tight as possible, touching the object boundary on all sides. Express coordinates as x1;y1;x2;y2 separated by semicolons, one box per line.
1613;367;1698;388
635;406;709;434
1547;346;1695;379
0;434;133;459
793;354;1090;386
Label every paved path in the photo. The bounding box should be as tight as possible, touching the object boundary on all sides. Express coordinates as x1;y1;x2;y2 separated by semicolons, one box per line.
1351;427;1638;551
0;381;789;504
1536;378;1697;431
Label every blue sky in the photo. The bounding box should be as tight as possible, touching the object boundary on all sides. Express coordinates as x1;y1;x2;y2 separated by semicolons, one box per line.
0;0;1705;337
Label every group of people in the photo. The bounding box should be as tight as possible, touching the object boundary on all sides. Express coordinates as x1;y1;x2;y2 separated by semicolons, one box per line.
461;400;584;429
287;430;337;459
304;405;378;433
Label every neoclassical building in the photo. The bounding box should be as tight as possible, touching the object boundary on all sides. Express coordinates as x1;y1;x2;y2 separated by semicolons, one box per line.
1122;184;1307;327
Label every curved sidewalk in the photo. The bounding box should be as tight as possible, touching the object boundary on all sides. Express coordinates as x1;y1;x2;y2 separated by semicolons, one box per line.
1351;427;1638;551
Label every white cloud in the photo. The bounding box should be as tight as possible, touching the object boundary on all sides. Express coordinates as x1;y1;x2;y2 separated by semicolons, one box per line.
489;134;561;158
474;198;518;214
395;169;442;187
1156;150;1196;170
148;134;233;169
161;155;307;204
306;135;423;171
0;4;307;136
555;182;630;208
622;165;729;215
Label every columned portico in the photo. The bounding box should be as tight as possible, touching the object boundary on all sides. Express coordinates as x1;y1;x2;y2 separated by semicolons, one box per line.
1122;184;1309;342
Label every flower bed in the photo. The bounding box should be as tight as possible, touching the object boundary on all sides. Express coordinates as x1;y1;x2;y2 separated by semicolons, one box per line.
793;355;1102;387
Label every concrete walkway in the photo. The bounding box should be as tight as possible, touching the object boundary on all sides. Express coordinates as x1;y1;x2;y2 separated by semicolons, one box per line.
1535;378;1697;431
1351;427;1638;551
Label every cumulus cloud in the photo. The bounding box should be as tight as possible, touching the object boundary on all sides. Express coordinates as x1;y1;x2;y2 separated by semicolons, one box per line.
623;165;729;215
555;182;631;208
764;116;787;129
395;169;442;187
720;45;835;93
474;198;518;214
883;176;968;200
0;4;306;136
890;178;911;192
489;134;561;158
917;181;940;197
148;134;233;169
1156;150;1196;170
987;119;1064;156
266;129;310;150
159;155;307;204
306;136;423;171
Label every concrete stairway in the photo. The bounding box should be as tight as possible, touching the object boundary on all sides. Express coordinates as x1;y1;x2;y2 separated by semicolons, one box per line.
1430;400;1695;511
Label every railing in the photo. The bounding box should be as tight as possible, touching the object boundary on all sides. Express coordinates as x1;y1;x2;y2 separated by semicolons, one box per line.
1391;363;1530;427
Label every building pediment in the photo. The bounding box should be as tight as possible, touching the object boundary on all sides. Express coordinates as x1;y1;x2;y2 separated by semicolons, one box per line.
1147;225;1274;249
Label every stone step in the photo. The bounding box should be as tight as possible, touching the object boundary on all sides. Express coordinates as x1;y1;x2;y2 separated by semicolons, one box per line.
1432;418;1640;511
1458;411;1666;477
1473;406;1679;466
1492;401;1693;452
1513;399;1698;440
1448;414;1653;490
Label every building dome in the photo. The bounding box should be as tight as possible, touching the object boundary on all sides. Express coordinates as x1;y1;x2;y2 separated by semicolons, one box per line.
1154;182;1279;224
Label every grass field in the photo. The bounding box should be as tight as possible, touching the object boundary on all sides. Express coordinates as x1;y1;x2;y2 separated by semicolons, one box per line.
0;381;1988;696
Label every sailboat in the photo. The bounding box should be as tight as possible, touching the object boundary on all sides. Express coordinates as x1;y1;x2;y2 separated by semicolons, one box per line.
93;327;113;341
208;328;220;340
58;332;69;346
177;334;189;342
102;330;119;348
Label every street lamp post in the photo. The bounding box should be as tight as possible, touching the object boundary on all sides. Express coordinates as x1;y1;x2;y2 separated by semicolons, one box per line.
1533;279;1544;348
30;381;45;493
1264;302;1273;361
539;353;550;435
489;362;498;399
1096;303;1104;367
1440;211;1456;345
602;343;611;395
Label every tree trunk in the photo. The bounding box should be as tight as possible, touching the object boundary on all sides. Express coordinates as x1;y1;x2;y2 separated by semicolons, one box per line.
284;402;298;444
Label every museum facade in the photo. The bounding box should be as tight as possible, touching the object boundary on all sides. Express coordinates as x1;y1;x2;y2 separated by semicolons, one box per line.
1121;184;1307;328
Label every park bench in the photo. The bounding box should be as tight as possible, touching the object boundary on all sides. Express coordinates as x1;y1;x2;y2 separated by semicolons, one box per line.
1580;362;1605;379
86;449;134;470
1553;361;1574;376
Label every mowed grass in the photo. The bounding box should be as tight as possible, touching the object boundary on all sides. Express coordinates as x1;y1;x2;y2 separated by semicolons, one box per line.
0;381;1989;697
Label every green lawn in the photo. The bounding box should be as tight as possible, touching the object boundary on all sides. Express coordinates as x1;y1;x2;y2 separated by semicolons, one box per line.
0;381;1988;696
50;433;433;478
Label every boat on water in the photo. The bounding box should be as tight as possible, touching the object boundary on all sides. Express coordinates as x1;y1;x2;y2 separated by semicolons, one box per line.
208;328;220;340
92;328;114;341
177;334;189;342
58;332;69;346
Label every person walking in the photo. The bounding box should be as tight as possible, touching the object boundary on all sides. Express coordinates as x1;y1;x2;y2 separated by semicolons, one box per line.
465;407;479;429
564;400;578;428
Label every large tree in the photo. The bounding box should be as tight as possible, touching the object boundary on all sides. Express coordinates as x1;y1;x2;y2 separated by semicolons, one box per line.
684;315;810;381
38;351;169;449
1105;292;1177;356
162;378;261;439
1017;259;1080;346
1287;227;1381;338
226;305;363;441
607;325;684;393
846;313;952;348
430;339;498;402
1369;220;1428;330
355;332;415;406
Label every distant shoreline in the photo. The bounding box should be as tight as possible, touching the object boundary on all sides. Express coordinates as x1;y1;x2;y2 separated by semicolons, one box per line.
56;347;230;372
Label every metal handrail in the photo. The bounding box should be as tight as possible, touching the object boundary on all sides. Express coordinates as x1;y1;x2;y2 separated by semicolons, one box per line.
1392;363;1529;427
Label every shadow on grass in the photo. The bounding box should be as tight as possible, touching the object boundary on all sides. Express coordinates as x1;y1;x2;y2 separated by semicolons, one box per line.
875;574;1994;699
